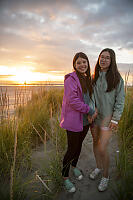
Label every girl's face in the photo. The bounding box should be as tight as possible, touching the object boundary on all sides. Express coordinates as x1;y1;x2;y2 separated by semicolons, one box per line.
75;57;88;74
99;51;111;71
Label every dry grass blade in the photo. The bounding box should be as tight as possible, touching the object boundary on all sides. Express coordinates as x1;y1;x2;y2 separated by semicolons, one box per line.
38;123;51;141
36;173;52;193
10;167;13;200
31;123;44;144
10;119;18;200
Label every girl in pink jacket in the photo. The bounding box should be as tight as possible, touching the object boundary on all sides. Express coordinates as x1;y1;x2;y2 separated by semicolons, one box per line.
60;52;97;193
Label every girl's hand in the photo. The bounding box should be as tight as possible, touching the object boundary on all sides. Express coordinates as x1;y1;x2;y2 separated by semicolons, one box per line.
88;115;93;124
92;108;98;121
88;108;98;124
109;122;118;131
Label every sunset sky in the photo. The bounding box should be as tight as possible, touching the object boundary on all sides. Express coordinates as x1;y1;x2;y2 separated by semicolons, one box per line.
0;0;133;85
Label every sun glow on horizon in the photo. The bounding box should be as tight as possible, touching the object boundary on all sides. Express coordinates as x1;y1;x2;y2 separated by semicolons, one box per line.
7;67;64;84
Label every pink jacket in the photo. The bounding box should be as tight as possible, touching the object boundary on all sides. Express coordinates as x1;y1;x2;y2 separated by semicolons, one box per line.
60;71;91;132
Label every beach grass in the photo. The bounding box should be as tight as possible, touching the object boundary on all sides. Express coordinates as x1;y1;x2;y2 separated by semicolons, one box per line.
0;86;65;199
113;86;133;200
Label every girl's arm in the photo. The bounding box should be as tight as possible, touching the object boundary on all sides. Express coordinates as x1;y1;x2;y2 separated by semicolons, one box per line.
64;76;94;115
111;78;125;122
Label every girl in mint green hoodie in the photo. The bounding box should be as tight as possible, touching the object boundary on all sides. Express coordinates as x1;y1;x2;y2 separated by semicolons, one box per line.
89;48;125;192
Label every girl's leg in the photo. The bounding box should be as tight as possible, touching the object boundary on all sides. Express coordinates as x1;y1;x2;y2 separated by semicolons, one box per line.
72;125;89;167
90;125;102;169
62;130;84;178
97;127;112;191
99;127;112;178
62;131;77;193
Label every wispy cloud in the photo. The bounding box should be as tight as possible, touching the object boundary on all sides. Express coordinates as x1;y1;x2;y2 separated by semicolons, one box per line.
0;0;133;82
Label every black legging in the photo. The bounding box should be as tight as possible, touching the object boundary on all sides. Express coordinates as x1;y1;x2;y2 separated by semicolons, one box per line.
62;125;89;177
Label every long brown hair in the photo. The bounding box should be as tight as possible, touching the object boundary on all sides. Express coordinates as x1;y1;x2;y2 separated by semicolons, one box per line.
73;52;93;96
93;48;121;92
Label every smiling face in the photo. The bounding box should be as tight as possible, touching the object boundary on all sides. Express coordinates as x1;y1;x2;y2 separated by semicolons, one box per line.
99;51;111;71
74;57;88;74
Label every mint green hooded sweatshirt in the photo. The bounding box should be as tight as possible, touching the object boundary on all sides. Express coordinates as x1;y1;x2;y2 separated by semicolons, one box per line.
93;71;125;127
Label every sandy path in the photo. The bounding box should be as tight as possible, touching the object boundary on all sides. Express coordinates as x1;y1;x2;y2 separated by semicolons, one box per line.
56;131;118;200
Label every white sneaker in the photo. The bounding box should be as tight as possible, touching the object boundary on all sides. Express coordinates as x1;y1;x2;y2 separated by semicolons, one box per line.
89;168;101;180
98;177;109;192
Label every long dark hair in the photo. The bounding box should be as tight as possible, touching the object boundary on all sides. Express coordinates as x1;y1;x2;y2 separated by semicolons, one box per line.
73;52;93;96
93;48;121;92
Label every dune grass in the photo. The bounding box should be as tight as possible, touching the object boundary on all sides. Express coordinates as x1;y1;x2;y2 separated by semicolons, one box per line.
113;87;133;200
0;87;65;199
